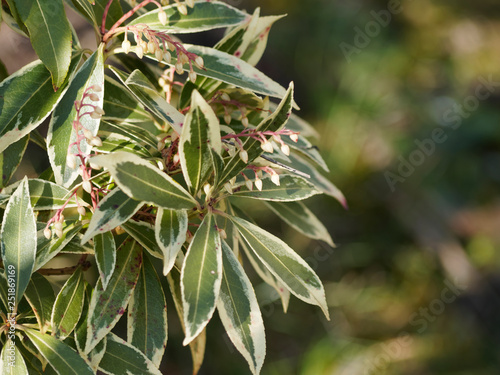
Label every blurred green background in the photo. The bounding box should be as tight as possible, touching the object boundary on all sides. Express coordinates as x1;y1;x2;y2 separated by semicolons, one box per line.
3;0;500;374
197;0;500;374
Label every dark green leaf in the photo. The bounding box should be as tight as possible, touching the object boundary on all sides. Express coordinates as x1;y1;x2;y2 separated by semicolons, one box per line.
94;232;116;290
24;273;55;334
0;135;29;189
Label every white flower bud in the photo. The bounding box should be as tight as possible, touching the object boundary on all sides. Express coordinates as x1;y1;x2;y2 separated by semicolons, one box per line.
157;140;165;151
219;228;227;239
178;52;189;64
89;162;101;170
175;62;184;74
261;141;273;153
55;229;64;238
83;180;93;194
194;56;204;69
92;85;102;92
163;51;172;63
158;10;167;26
90;137;103;147
255;178;263;191
140;40;148;51
221;93;231;102
78;206;86;216
245;179;253;191
136;45;144;59
167;41;176;51
241;116;249;128
155;49;163;61
281;144;290;156
66;154;77;169
290;133;299;142
239;150;248;163
224;113;231;125
59;214;65;222
94;106;104;115
173;153;180;164
189;70;197;82
122;39;131;54
148;41;156;54
44;228;52;240
271;174;280;186
55;221;63;231
89;93;99;102
178;3;188;15
83;128;93;140
90;111;101;119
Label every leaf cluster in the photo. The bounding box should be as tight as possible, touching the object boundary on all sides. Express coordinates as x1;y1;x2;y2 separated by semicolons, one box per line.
0;1;344;374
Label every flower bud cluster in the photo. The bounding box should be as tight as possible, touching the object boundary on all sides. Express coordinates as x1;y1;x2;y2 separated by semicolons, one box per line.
239;166;280;192
159;0;195;16
44;213;65;240
121;25;204;83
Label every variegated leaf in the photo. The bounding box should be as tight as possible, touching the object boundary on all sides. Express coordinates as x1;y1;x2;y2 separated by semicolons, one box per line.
181;213;222;345
47;44;104;187
179;90;221;194
24;273;55;334
155;208;187;275
51;266;86;339
0;176;36;308
98;333;162;375
80;188;143;244
129;1;248;34
90;152;196;210
128;254;168;367
94;232;116;290
266;201;334;247
217;241;265;375
85;238;142;353
230;215;329;319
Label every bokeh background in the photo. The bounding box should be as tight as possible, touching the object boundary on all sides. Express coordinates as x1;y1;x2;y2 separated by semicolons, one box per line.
3;0;500;374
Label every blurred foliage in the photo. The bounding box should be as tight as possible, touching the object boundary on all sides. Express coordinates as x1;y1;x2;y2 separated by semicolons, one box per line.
196;0;500;374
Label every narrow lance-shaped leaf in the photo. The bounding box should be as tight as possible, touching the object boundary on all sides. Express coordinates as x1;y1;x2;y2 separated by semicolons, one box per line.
13;0;72;89
232;175;320;202
121;220;163;259
217;241;266;375
98;333;162;375
239;237;290;314
51;266;86;339
286;153;347;208
91;152;197;210
0;135;29;189
80;188;143;244
129;1;249;33
94;232;116;290
230;215;329;319
266;201;335;247
1;339;28;375
0;55;81;153
110;67;184;134
24;273;55;334
167;265;206;375
1;179;86;211
24;328;94;375
155;208;187;275
181;213;222;345
218;83;294;187
47;44;104;187
179;90;222;194
85;238;142;353
0;177;36;308
128;254;168;367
